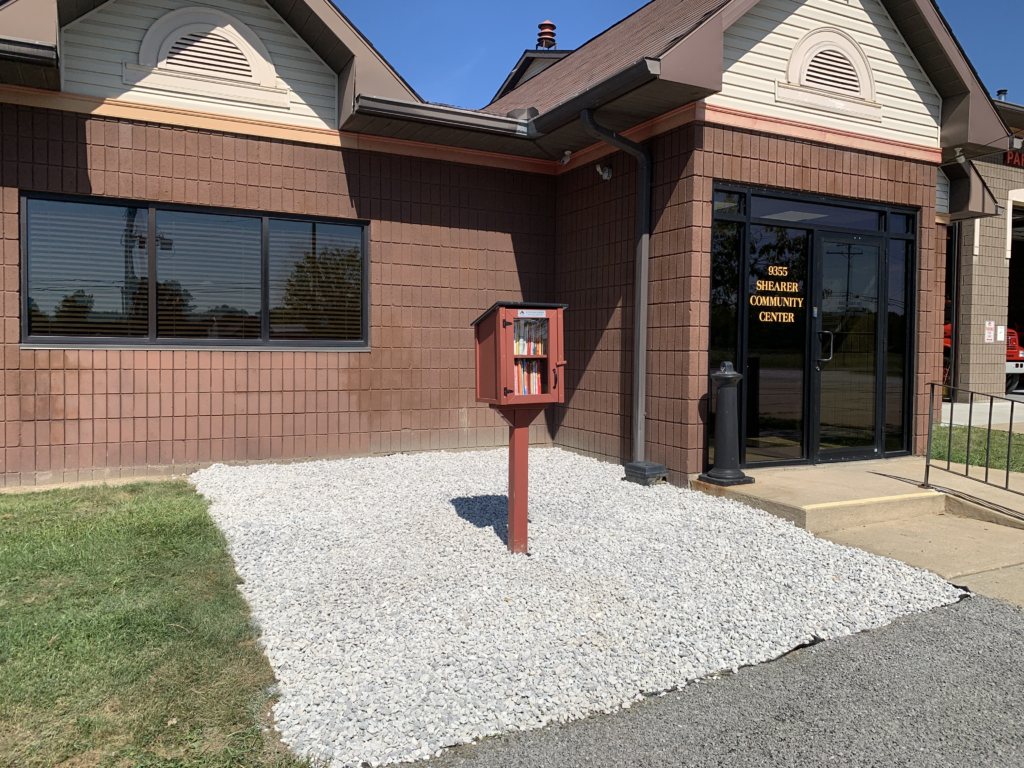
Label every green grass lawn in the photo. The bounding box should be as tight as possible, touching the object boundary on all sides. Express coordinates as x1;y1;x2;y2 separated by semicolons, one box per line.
930;425;1024;474
0;482;311;768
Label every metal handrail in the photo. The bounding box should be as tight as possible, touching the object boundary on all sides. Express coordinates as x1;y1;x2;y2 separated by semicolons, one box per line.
924;382;1021;498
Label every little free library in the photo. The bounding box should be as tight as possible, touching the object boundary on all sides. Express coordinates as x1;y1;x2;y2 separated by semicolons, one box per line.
0;0;1010;486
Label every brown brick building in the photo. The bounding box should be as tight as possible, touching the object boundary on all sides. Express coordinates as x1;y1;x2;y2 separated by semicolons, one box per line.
0;0;1009;486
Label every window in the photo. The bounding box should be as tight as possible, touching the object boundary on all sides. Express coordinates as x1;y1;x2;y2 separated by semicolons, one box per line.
268;220;366;341
155;210;262;339
25;199;149;337
776;27;881;122
23;195;368;348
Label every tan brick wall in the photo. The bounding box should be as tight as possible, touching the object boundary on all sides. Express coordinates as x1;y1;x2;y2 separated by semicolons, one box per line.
551;122;942;480
0;104;556;486
960;155;1024;396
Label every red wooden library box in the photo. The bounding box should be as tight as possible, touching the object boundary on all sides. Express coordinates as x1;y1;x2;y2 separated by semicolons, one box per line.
472;302;568;407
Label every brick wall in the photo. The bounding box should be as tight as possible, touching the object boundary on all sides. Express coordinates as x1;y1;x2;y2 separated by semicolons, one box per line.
551;121;942;479
960;155;1022;396
0;104;946;486
0;104;556;486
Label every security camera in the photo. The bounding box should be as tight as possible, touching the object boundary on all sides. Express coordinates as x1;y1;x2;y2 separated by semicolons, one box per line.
596;164;613;181
559;150;572;166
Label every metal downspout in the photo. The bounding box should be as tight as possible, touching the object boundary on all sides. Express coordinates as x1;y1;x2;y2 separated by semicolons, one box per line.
580;109;666;482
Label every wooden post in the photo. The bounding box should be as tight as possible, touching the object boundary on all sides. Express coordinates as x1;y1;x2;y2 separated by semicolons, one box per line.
499;407;544;554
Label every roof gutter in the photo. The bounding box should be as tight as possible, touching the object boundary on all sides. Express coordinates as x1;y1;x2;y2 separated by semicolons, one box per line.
532;58;660;135
352;58;662;141
0;37;57;67
580;108;666;483
353;95;531;137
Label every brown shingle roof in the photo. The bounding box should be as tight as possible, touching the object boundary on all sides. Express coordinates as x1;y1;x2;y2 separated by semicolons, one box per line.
484;0;729;116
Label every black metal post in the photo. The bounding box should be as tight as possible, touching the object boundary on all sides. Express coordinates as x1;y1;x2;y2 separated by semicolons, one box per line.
923;383;934;488
947;393;954;471
699;362;754;487
985;396;994;483
1007;401;1015;491
965;392;974;478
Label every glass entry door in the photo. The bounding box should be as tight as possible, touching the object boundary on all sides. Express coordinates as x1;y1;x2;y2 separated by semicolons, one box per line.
812;233;884;461
709;186;915;468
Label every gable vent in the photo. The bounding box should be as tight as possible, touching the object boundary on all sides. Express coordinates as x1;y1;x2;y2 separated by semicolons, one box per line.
165;32;253;79
804;49;859;93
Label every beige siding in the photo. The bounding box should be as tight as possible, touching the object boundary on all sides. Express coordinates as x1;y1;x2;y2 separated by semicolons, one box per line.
61;0;337;129
937;168;949;214
708;0;941;148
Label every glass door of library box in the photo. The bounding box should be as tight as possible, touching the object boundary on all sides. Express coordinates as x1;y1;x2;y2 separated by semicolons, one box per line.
499;308;562;405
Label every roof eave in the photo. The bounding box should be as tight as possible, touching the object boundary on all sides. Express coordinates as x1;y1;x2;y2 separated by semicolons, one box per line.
350;95;531;137
490;49;574;105
531;58;663;135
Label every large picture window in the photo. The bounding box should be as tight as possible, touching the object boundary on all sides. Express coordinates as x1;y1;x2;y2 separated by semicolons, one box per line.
23;195;368;347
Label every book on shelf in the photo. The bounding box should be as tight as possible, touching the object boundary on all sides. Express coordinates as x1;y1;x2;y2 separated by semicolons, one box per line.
514;358;543;395
514;318;548;356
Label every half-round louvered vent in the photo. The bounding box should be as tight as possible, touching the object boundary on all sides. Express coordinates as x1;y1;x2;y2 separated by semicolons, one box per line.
164;31;253;80
804;49;860;94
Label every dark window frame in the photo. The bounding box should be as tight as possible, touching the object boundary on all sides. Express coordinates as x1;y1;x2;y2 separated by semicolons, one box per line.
709;183;918;466
20;192;371;349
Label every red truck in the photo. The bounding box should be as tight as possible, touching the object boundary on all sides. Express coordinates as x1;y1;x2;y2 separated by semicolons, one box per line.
1009;328;1023;392
946;324;1023;393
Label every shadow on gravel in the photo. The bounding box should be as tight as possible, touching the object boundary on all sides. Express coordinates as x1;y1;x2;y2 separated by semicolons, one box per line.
451;495;509;546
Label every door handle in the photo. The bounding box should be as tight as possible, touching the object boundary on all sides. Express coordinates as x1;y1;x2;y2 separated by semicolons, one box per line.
818;330;834;363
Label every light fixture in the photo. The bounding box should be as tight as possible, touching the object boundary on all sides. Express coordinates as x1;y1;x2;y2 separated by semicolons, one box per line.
1013;137;1024;151
596;164;613;181
954;147;966;164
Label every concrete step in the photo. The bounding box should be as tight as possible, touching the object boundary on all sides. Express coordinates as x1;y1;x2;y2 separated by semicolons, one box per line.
690;456;1024;534
691;480;944;534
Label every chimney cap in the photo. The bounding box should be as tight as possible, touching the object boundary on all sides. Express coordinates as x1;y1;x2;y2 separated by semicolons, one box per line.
998;89;1009;101
537;20;556;50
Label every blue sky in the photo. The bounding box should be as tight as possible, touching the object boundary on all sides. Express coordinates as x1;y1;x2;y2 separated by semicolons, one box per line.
337;0;1023;110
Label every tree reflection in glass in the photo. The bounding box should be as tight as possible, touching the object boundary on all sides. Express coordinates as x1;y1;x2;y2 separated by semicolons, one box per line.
745;225;808;462
269;220;364;341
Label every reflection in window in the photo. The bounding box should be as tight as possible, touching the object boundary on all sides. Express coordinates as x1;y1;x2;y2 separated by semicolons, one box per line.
26;199;149;337
752;196;882;231
708;220;742;464
819;239;880;451
745;225;808;462
709;221;741;371
886;239;908;452
155;210;262;339
889;213;914;235
268;220;364;341
713;190;745;216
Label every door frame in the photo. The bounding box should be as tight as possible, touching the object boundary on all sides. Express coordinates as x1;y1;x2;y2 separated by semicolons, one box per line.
709;184;918;469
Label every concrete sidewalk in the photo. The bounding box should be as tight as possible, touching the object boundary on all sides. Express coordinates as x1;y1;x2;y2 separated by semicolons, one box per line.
692;457;1024;608
943;398;1024;433
823;515;1024;607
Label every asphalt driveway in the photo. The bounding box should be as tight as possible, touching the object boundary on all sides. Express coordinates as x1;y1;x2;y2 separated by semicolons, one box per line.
431;596;1024;768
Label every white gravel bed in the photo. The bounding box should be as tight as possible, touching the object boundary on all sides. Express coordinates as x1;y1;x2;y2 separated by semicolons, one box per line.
191;448;963;767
